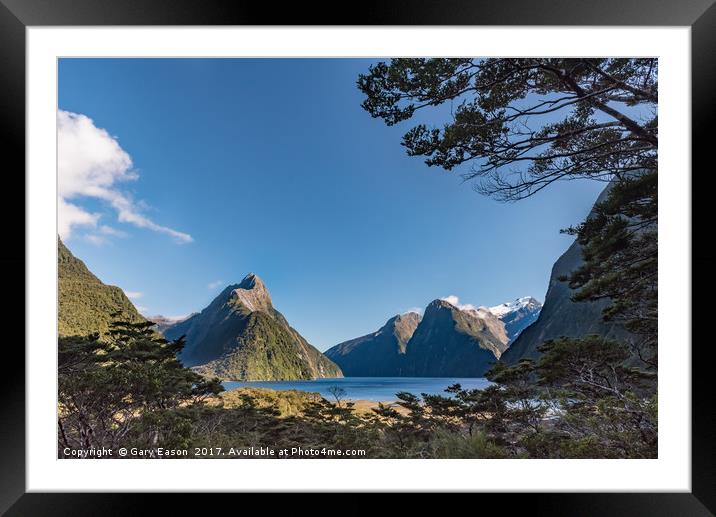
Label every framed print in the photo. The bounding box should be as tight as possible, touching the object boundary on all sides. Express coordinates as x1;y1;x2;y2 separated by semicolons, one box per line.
1;0;714;513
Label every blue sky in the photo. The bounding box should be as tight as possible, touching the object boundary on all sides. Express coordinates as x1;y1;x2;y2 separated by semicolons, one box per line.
58;58;605;351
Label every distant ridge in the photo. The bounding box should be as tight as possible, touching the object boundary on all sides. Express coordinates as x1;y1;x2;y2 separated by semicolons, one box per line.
326;295;541;377
325;312;421;376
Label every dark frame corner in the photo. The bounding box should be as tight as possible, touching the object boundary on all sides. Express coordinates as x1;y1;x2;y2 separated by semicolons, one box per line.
2;0;714;514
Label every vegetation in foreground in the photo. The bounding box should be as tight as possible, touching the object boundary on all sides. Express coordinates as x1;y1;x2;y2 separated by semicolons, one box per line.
58;320;656;459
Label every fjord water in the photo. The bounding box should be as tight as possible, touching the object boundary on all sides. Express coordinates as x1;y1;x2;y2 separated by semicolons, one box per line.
222;377;492;401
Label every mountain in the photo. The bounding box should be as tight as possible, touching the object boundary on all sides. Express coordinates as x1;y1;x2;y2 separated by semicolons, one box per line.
324;312;421;376
403;299;510;377
324;295;539;378
58;238;145;338
163;273;343;381
482;297;542;343
149;314;195;334
501;187;630;364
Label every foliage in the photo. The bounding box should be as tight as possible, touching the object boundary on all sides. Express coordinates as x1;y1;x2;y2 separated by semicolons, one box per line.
58;326;656;459
58;239;146;338
535;336;657;457
219;387;322;417
58;320;223;454
427;429;509;459
367;336;656;458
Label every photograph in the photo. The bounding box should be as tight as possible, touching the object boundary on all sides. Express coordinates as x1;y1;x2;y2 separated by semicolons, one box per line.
56;57;659;460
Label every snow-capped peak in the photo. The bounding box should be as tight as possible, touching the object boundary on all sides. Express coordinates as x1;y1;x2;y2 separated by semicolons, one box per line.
433;295;541;344
437;294;541;319
487;297;541;317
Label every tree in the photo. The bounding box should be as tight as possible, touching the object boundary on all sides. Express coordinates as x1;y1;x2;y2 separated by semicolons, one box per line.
535;336;657;458
358;58;657;201
327;385;347;407
58;320;223;454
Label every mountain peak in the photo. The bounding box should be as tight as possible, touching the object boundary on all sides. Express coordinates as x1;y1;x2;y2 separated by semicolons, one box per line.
427;298;454;310
231;272;272;313
482;296;542;343
162;273;342;381
238;272;264;290
396;311;422;322
391;312;422;347
379;311;421;335
488;296;542;317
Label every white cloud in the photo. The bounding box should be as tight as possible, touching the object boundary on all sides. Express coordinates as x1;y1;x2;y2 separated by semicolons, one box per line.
440;295;479;312
98;225;128;238
58;197;100;239
83;233;108;246
207;280;224;289
124;290;144;300
135;305;148;314
82;225;129;246
441;295;460;306
57;110;193;244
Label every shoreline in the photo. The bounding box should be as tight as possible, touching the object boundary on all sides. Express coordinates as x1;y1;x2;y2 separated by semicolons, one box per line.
218;385;406;415
342;399;402;414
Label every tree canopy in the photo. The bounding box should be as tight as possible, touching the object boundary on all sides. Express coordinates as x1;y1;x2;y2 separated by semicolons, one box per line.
358;58;657;201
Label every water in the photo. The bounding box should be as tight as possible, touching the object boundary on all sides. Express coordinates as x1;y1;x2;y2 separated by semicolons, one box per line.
222;377;492;401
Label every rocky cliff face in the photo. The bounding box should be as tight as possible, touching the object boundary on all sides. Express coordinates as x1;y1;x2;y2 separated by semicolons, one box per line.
324;312;421;376
501;187;630;364
163;273;342;381
230;273;273;314
463;307;510;345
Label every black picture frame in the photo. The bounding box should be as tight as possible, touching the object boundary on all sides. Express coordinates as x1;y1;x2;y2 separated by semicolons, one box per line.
1;0;713;513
